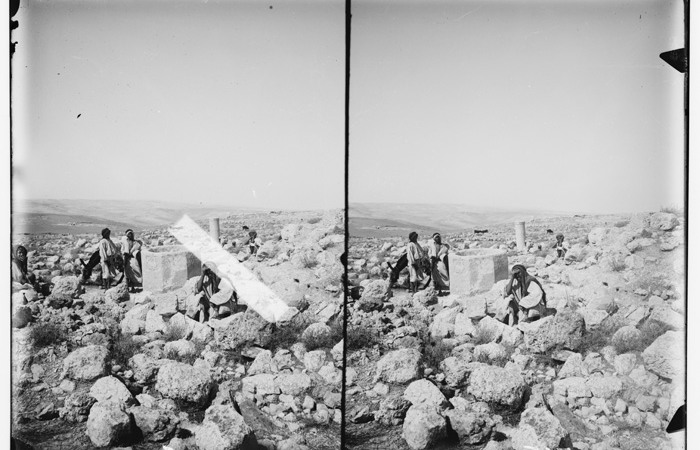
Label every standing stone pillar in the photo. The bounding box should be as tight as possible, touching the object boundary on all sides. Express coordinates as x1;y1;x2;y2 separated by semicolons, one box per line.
209;218;220;243
515;221;526;252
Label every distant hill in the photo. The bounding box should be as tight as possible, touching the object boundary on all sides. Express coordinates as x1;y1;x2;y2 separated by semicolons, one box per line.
11;199;266;235
349;203;572;238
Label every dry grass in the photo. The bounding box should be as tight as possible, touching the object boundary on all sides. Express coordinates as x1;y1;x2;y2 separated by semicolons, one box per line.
660;205;683;216
29;322;69;349
162;321;189;342
299;253;318;269
612;320;675;354
472;324;497;345
346;324;381;351
111;330;141;367
164;340;207;365
577;316;625;355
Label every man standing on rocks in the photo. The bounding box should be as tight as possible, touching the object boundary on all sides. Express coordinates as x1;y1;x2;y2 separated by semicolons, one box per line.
428;232;450;295
120;229;143;293
407;231;425;294
98;228;118;291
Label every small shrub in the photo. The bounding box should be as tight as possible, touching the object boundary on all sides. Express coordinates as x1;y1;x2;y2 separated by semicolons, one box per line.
422;339;452;371
268;314;315;352
610;258;627;272
472;325;497;345
346;325;380;351
637;319;674;349
299;253;318;269
303;317;344;351
577;316;625;355
660;205;683;216
163;322;189;342
111;330;141;368
29;322;69;348
614;220;629;228
164;340;207;365
307;217;322;224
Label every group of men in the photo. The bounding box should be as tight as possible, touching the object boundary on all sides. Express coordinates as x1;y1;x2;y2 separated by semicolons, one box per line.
401;231;568;326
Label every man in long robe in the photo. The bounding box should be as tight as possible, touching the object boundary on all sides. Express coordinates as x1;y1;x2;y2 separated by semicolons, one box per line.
503;264;546;326
120;229;143;292
98;228;118;290
428;232;450;294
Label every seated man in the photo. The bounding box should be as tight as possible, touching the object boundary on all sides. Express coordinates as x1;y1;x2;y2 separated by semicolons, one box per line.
11;245;41;293
552;233;569;258
187;262;238;323
503;264;546;326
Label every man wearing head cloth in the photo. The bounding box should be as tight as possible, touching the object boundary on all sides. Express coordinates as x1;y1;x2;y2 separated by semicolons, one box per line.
503;264;546;326
187;261;238;323
98;228;118;290
428;232;450;294
120;229;143;292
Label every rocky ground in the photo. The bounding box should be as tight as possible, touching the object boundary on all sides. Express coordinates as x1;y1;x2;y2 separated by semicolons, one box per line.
11;209;345;450
345;211;685;450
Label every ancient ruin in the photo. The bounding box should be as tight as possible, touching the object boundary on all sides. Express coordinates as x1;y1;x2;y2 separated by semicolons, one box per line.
142;245;201;293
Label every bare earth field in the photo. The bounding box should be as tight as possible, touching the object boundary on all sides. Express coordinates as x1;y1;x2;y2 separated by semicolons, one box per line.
345;208;685;450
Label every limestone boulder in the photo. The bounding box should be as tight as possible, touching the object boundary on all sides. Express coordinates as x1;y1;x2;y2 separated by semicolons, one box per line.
649;212;679;231
129;405;179;442
129;353;162;384
648;307;684;331
523;311;584;353
301;322;332;343
467;365;527;408
59;392;96;423
278;373;313;396
642;331;683;380
164;339;197;359
196;404;258;450
402;405;447;450
61;345;110;381
439;357;475;388
248;350;274;376
214;310;273;350
444;409;494;445
611;326;641;351
375;348;422;384
85;401;132;447
153;292;179;317
89;376;135;407
145;310;168;334
429;307;459;339
510;407;569;450
403;379;449;409
105;283;130;303
47;276;83;308
586;375;623;399
156;361;213;404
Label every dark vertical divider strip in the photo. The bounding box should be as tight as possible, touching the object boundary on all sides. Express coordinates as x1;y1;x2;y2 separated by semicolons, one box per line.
341;0;351;448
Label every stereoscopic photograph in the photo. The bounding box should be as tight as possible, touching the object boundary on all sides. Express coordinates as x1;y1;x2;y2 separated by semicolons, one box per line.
345;1;686;450
10;1;345;449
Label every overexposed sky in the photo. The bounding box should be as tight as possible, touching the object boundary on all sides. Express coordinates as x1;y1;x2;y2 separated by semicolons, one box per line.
12;0;345;210
350;0;685;214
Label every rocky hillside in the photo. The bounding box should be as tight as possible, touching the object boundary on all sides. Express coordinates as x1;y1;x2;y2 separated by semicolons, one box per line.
345;211;685;450
11;210;345;450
